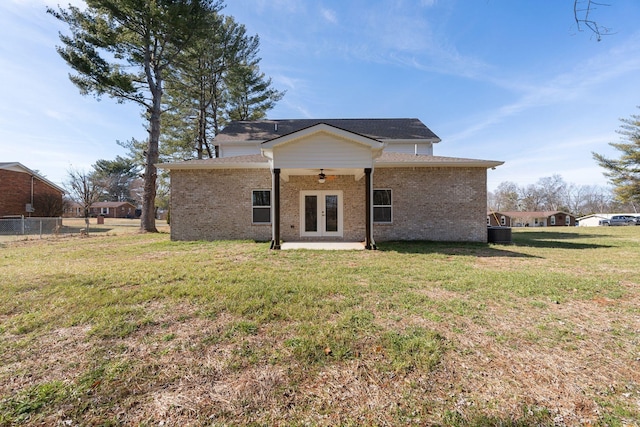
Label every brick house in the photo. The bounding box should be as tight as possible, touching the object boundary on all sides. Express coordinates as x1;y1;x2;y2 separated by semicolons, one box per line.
487;211;513;227
157;119;504;248
495;211;576;227
90;201;138;218
0;162;65;217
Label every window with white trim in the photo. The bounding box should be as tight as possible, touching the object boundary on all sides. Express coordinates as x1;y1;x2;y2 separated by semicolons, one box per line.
373;189;392;223
565;215;571;225
252;190;271;224
500;216;506;226
550;215;556;225
100;207;109;215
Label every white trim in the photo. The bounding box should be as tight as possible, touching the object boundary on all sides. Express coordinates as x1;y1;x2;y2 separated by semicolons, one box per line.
251;189;271;224
375;159;504;168
261;123;384;150
373;188;393;224
385;138;440;144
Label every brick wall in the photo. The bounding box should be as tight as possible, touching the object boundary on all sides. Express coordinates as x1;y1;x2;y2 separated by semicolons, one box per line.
0;170;63;217
170;169;273;241
89;204;136;218
373;167;488;242
169;167;488;243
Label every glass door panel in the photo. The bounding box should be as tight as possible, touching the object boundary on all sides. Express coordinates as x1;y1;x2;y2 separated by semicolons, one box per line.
325;195;338;232
305;195;318;232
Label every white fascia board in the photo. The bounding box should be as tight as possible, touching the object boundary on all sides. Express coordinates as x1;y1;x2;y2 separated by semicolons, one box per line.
384;138;440;144
156;162;269;170
375;160;504;169
217;141;264;146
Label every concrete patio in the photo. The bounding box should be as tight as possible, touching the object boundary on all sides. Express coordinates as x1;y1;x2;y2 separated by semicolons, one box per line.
280;242;365;250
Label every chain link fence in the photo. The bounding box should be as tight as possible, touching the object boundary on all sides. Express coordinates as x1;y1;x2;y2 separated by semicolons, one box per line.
0;216;65;238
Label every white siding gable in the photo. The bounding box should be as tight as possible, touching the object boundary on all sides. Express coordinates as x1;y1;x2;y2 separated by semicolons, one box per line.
271;132;376;169
385;142;433;155
219;143;261;157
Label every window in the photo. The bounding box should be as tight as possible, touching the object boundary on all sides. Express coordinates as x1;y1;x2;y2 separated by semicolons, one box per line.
373;189;392;223
100;207;109;215
550;215;556;225
500;216;506;226
252;190;271;223
565;215;571;225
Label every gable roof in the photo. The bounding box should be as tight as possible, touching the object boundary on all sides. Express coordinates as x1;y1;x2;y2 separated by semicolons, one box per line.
0;162;65;193
215;118;440;143
261;123;385;150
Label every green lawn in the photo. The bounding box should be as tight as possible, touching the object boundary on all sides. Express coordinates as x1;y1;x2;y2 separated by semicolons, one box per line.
1;227;639;426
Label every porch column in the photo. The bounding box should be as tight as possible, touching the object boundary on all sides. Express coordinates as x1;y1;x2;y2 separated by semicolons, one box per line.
364;168;373;250
271;168;281;250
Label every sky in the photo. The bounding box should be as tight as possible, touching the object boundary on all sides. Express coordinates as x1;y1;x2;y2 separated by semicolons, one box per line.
2;0;640;192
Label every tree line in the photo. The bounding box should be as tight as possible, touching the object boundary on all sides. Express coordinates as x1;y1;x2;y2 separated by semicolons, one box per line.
488;175;624;217
50;0;283;232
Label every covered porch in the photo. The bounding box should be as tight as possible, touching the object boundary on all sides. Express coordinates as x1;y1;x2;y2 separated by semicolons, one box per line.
261;123;384;250
268;167;376;250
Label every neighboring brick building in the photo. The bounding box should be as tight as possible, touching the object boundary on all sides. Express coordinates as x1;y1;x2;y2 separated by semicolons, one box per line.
0;162;65;217
487;211;513;227
158;119;504;248
90;201;138;218
493;211;576;227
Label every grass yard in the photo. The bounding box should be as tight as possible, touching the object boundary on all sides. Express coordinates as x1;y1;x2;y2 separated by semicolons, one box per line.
0;227;639;426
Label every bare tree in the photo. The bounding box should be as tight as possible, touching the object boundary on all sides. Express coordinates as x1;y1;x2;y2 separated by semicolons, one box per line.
518;184;545;211
574;0;614;41
536;174;568;211
490;176;618;216
490;181;520;211
65;169;104;234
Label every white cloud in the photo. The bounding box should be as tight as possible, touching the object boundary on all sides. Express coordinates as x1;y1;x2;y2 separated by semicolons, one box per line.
321;8;337;24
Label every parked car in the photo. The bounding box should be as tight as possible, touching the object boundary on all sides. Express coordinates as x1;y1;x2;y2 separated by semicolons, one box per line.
599;215;638;226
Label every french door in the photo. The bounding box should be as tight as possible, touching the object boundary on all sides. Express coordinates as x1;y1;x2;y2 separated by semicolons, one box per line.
300;191;343;237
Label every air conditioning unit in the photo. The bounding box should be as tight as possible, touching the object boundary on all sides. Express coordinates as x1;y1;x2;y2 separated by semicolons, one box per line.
25;203;35;213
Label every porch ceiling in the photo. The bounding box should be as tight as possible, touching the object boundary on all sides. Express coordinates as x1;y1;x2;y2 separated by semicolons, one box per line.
278;167;365;182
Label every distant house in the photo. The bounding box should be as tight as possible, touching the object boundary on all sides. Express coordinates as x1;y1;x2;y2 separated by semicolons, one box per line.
63;202;84;218
496;211;576;227
0;162;64;217
487;211;512;227
90;201;138;218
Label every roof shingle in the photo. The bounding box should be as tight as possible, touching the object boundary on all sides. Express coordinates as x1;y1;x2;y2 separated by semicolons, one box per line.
215;118;440;142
